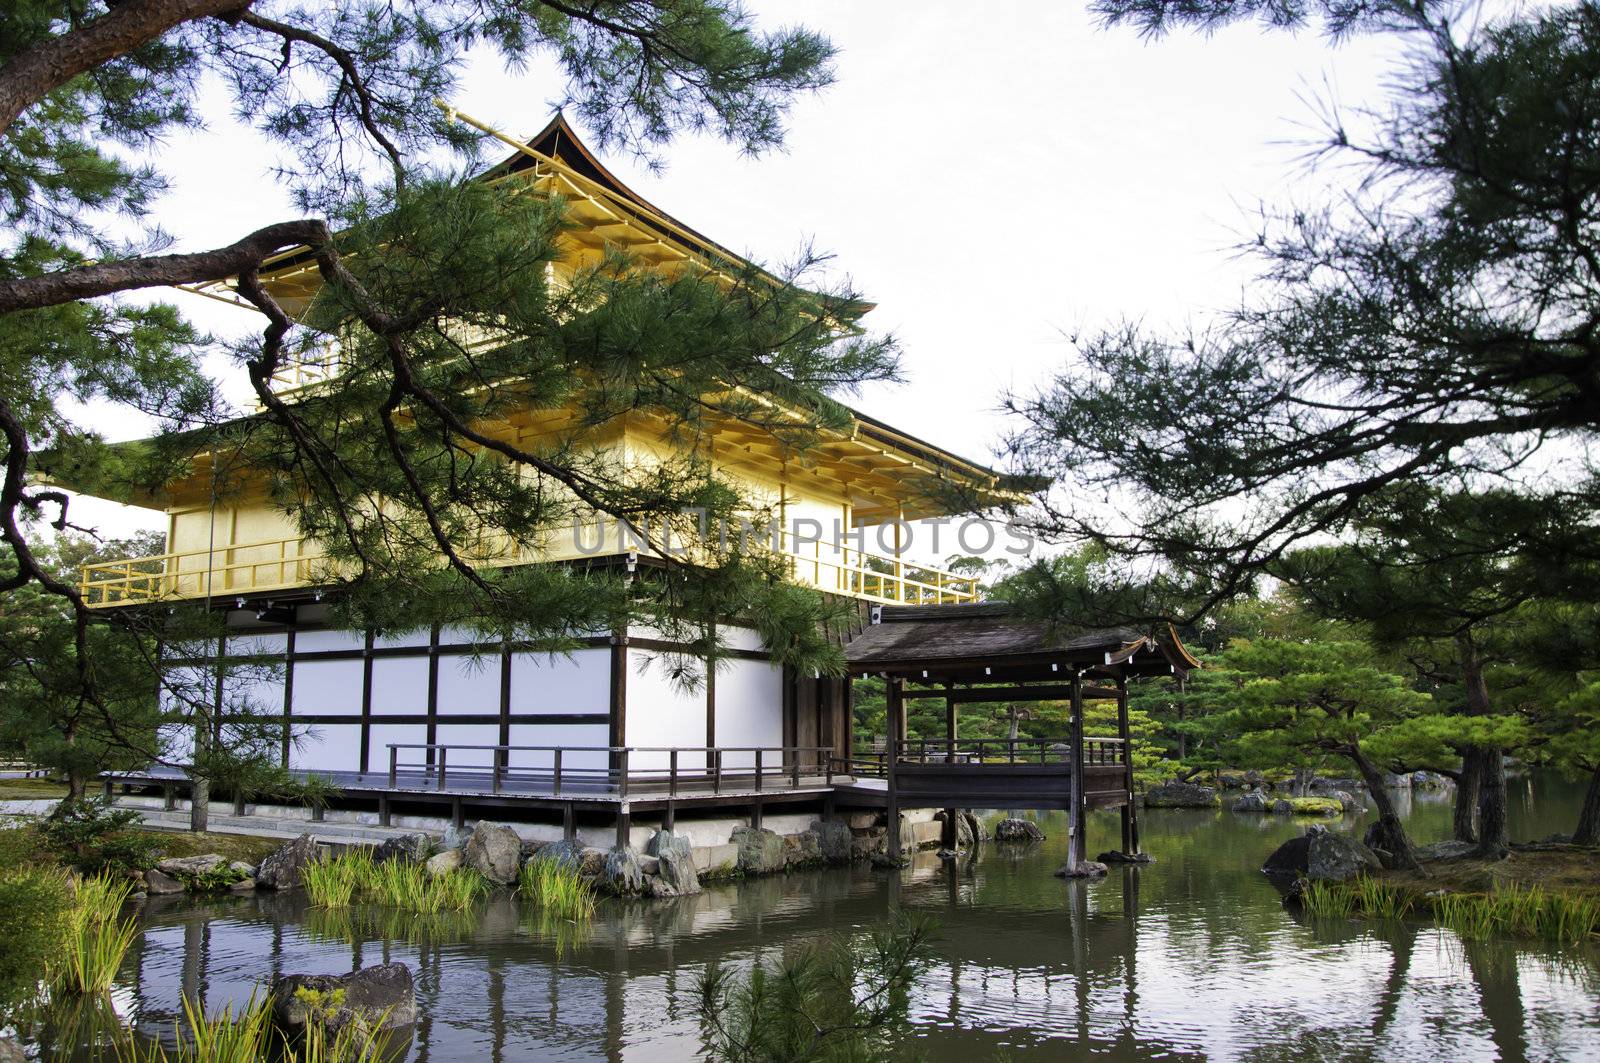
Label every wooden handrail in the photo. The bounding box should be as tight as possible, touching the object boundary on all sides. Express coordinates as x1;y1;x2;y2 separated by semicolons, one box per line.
382;743;834;798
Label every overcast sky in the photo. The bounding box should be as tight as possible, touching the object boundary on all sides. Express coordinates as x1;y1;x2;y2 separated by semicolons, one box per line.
68;2;1408;555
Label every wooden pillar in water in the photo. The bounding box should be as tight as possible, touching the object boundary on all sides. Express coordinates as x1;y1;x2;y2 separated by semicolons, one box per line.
943;683;958;849
1118;672;1139;855
1069;671;1087;868
886;676;904;860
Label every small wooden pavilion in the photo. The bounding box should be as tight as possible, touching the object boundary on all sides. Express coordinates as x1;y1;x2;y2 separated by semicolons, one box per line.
840;603;1199;868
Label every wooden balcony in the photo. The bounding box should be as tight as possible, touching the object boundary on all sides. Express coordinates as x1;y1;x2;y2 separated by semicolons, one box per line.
79;528;977;609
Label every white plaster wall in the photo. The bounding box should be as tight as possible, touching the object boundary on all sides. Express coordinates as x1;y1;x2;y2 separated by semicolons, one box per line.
291;659;363;715
506;724;609;774
508;649;608;715
290;723;361;773
721;624;766;653
713;657;784;769
436;655;500;715
294;628;366;653
626;649;707;771
369;656;429;715
226;632;289;656
432;722;499;767
373;628;430;650
368;723;428;771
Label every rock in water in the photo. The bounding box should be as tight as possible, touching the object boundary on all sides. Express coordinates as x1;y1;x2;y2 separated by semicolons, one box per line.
144;868;185;894
1231;788;1271;812
811;820;853;865
960;810;983;850
783;830;823;868
156;854;227;877
1055;861;1109;878
1271;796;1344;817
423;848;462;879
1144;782;1219;808
994;818;1046;843
646;833;700;896
373;833;433;865
1264;827;1380;882
534;839;584;868
463;823;521;886
1261;834;1313;877
1307;828;1381;882
730;826;786;874
1097;850;1154;865
256;834;319;891
271;963;417;1036
602;848;645;895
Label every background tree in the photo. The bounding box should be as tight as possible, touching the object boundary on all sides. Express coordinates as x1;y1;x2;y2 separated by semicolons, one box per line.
1004;0;1600;619
1199;638;1437;869
0;532;284;817
1276;487;1574;854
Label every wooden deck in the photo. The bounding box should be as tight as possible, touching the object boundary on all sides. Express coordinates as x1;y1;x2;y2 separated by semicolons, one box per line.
106;736;1136;851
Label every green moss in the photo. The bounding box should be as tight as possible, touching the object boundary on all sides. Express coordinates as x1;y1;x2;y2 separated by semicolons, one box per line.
1278;796;1344;817
0;824;279;874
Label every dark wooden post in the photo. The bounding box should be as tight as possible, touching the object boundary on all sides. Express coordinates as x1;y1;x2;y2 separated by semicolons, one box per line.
886;677;904;860
943;682;958;850
1118;672;1139;855
896;675;908;742
1069;671;1087;869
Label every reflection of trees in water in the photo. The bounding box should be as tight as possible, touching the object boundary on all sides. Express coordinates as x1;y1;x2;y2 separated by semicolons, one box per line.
64;775;1600;1062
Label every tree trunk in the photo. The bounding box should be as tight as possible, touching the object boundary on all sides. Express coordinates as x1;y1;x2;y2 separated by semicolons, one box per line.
1351;747;1425;873
189;708;210;833
1573;763;1600;847
189;776;209;832
1453;749;1481;844
1292;767;1312;798
1476;748;1508;857
1176;676;1188;760
1456;632;1507;855
1007;706;1021;743
50;772;88;818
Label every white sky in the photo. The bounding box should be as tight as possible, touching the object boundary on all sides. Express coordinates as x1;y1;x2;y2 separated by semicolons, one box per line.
66;1;1409;554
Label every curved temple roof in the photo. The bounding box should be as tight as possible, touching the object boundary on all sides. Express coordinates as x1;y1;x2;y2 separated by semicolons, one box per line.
845;602;1200;683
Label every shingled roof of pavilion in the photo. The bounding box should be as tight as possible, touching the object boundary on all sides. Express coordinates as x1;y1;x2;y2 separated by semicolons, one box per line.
844;602;1199;683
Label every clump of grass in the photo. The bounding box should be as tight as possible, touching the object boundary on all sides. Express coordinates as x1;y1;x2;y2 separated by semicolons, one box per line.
113;990;392;1063
1433;884;1600;945
519;857;596;921
1300;876;1600;946
58;872;138;994
305;850;486;914
366;860;486;914
0;865;73;1017
115;991;274;1063
302;850;370;909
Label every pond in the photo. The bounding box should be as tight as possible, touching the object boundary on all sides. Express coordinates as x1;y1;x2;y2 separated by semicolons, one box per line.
25;775;1600;1061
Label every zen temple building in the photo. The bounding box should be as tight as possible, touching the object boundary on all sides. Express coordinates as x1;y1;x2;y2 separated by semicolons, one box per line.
62;115;1196;867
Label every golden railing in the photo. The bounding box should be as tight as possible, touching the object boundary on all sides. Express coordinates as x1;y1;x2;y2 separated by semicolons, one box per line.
80;537;329;607
773;528;978;605
81;526;978;608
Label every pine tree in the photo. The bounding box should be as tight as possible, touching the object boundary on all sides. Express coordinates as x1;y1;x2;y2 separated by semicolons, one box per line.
1;3;891;825
1005;1;1600;617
